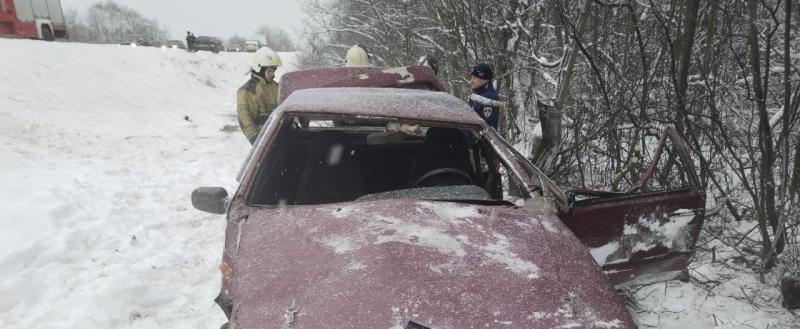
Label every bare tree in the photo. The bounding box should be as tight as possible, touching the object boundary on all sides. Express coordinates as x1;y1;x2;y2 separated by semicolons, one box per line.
299;0;800;276
65;1;168;44
63;8;89;42
255;25;296;51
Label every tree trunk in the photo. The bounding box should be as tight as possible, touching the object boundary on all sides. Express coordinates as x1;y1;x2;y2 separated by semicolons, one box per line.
792;135;800;201
532;101;562;174
781;0;793;193
555;1;591;115
747;0;776;270
495;0;519;139
674;0;700;135
701;0;719;78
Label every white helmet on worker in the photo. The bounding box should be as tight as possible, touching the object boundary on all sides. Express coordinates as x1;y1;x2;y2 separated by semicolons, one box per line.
250;47;281;72
345;44;369;67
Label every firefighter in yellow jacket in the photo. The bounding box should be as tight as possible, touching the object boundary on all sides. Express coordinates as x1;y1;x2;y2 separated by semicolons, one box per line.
237;47;281;144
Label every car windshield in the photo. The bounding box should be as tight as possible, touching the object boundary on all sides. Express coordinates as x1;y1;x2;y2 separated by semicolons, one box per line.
248;115;517;206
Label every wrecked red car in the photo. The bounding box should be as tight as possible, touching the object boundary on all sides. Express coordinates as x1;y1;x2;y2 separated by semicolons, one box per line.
192;66;705;329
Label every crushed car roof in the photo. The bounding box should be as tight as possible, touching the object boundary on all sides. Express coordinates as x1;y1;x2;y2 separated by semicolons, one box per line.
277;87;488;127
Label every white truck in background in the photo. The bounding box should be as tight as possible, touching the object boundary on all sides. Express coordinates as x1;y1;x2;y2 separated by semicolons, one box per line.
244;40;259;52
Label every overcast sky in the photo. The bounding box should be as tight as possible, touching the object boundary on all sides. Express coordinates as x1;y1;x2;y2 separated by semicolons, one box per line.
61;0;306;41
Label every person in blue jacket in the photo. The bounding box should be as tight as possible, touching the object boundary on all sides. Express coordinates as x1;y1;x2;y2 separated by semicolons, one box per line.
468;63;504;130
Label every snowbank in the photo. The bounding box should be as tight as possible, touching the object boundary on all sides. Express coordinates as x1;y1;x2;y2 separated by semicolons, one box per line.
0;39;298;328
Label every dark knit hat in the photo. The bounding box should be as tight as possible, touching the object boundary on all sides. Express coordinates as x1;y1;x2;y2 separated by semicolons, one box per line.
470;63;493;80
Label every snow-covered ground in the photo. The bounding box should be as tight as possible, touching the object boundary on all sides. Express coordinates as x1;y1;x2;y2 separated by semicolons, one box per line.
0;39;796;328
631;219;798;328
0;39;296;328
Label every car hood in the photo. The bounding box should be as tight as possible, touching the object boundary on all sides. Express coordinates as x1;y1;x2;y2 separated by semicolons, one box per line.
230;199;635;329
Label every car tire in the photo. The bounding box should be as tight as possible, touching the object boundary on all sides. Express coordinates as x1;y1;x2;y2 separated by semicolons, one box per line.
41;26;54;41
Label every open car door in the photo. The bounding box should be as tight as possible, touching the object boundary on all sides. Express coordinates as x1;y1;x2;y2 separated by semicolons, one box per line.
558;128;705;286
489;128;706;287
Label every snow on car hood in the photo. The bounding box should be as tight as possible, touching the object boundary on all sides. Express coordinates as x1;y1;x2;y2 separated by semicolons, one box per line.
230;199;635;329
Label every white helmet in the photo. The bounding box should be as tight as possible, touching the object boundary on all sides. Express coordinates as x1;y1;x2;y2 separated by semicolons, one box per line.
345;45;369;67
250;47;281;72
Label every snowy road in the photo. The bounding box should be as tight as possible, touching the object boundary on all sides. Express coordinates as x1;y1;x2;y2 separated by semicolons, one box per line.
0;39;796;328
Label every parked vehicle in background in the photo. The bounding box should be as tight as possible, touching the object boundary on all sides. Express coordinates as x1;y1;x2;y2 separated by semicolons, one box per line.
119;38;156;47
193;35;223;53
0;0;67;40
133;38;155;47
163;39;185;49
192;66;706;329
244;40;259;52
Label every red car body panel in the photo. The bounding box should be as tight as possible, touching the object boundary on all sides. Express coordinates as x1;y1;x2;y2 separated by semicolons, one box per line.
560;189;704;286
229;200;635;328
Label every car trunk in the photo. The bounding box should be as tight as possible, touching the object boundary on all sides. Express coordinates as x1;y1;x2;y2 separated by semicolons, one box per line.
228;199;635;328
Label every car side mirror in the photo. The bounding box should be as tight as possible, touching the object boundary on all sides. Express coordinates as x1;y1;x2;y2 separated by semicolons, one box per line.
191;187;229;214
